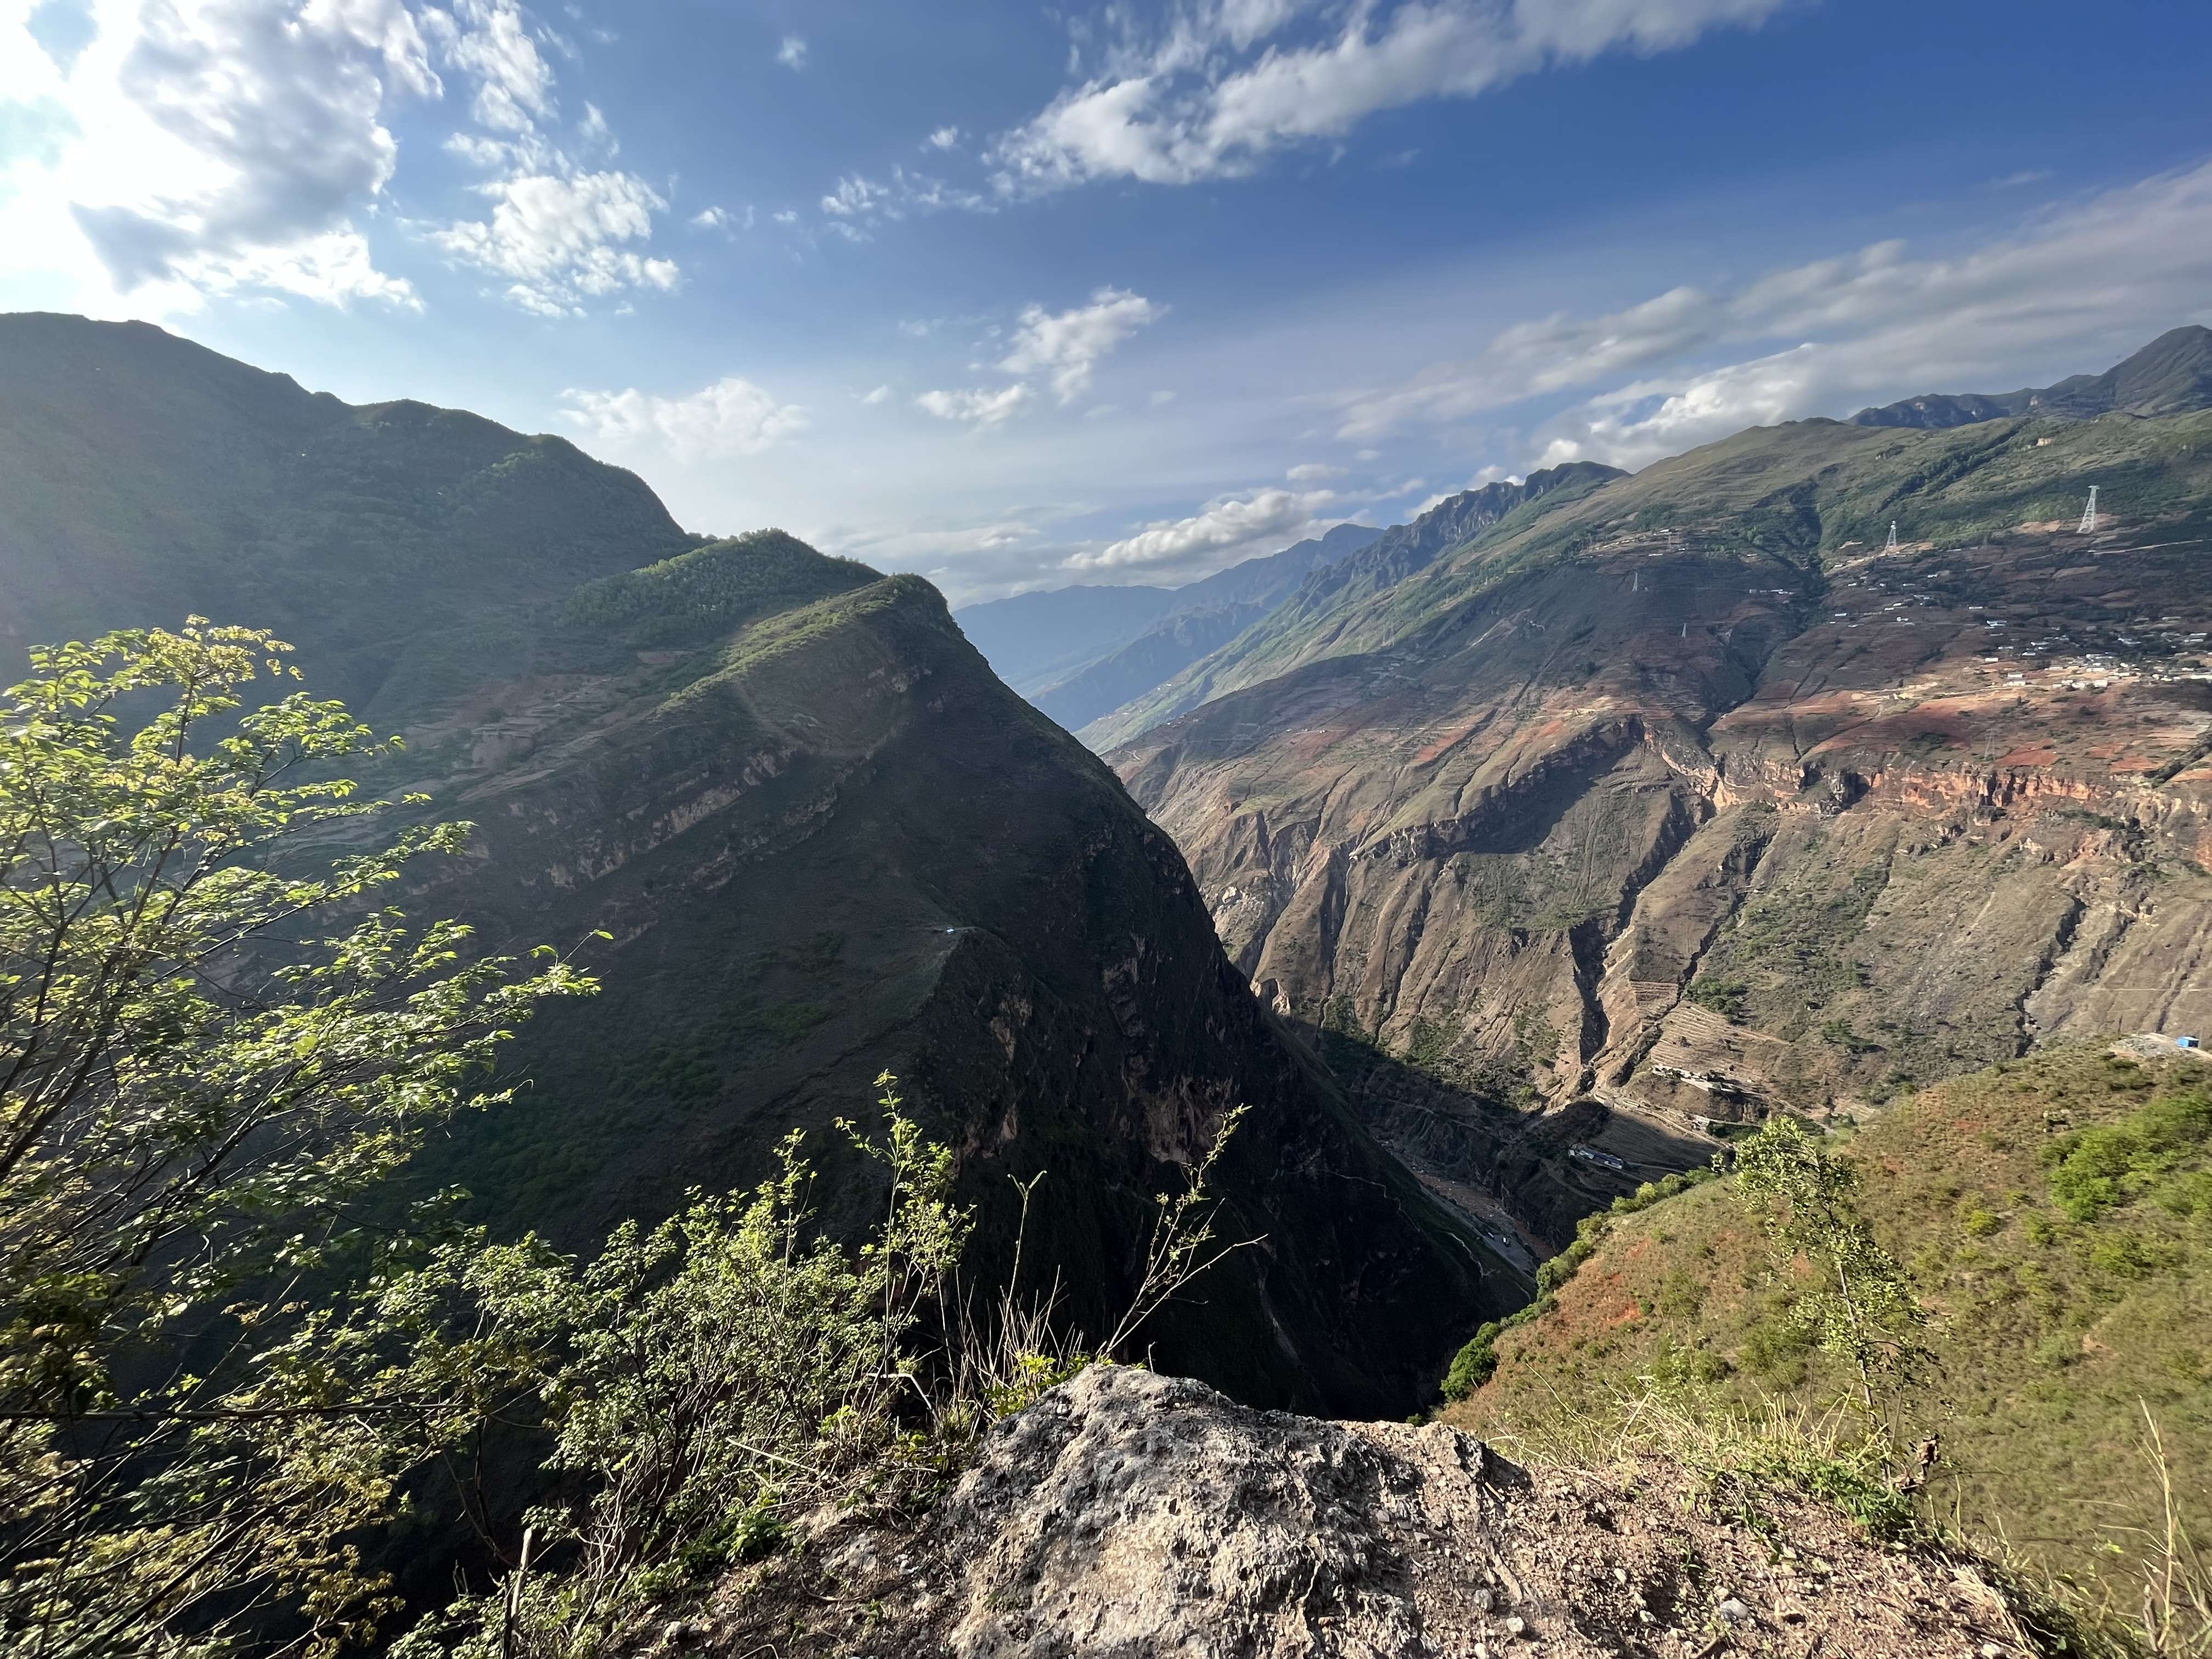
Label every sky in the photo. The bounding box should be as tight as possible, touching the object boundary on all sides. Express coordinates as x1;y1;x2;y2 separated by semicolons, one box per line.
2;1;2209;605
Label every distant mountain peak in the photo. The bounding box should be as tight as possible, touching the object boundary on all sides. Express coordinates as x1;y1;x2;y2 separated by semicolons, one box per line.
1851;324;2212;430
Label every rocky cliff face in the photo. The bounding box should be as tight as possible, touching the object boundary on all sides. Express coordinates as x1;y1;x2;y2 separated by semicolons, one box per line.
702;1365;2054;1659
387;548;1517;1412
1107;403;2212;1248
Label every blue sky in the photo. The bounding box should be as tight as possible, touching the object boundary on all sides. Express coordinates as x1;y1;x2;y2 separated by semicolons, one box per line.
3;0;2209;602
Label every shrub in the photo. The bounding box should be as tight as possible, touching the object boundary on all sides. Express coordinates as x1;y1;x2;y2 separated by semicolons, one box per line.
1443;1323;1502;1400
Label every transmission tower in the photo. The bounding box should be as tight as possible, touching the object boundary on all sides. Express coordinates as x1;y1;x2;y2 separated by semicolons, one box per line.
1884;521;1900;554
2077;486;2099;534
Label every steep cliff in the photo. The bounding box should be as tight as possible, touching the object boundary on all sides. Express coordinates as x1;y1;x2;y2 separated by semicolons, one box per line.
385;537;1514;1412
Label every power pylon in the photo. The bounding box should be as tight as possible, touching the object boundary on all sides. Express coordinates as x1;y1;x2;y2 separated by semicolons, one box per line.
1884;521;1900;554
2077;486;2099;534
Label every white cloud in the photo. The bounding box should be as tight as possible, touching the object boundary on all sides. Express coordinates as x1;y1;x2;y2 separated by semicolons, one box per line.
997;286;1161;402
991;0;1789;193
1069;486;1336;571
424;2;679;314
1286;461;1344;481
907;287;1163;427
860;384;893;404
926;125;962;151
777;33;806;69
811;166;989;234
1335;156;2212;464
1148;388;1177;405
433;170;678;314
441;0;555;131
821;173;894;217
690;204;749;232
561;376;807;459
916;385;1035;426
0;0;438;313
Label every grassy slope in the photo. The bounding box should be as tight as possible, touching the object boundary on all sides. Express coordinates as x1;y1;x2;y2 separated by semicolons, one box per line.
1448;1044;2212;1583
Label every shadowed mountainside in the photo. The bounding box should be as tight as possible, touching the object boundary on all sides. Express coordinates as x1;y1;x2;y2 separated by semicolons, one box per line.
0;315;1516;1414
0;311;695;719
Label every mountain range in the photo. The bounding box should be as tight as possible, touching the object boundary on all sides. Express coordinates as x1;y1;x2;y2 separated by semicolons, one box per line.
1849;322;2212;430
9;309;2212;1621
1086;330;2212;1261
954;520;1381;733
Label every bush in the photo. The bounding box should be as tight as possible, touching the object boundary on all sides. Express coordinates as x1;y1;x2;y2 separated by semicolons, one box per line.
1443;1323;1502;1400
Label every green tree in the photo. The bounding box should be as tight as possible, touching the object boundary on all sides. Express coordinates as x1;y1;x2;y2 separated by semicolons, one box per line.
1729;1115;1932;1419
0;622;592;1656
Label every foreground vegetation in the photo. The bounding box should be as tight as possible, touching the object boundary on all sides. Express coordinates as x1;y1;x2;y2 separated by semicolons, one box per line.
1446;1048;2212;1653
0;625;1244;1657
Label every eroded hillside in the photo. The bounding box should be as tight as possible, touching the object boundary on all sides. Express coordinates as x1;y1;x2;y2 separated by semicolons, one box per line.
1108;405;2212;1248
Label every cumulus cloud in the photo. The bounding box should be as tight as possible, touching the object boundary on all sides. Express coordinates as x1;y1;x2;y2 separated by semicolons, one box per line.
437;0;555;130
561;376;806;459
776;33;806;69
926;125;962;151
998;286;1162;402
859;384;893;404
1068;486;1335;571
991;0;1788;193
1286;461;1344;481
915;385;1035;426
0;0;440;312
912;286;1162;426
425;0;681;314
433;170;678;315
1334;156;2212;467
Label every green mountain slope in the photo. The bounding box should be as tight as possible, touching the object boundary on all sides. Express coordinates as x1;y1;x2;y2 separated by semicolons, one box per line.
1082;463;1624;750
0;311;693;716
1448;1043;2212;1589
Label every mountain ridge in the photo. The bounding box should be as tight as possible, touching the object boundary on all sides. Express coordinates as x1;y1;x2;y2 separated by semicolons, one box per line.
1851;323;2212;429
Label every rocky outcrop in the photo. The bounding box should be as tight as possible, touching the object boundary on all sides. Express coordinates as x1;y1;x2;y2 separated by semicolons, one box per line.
706;1365;2055;1658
